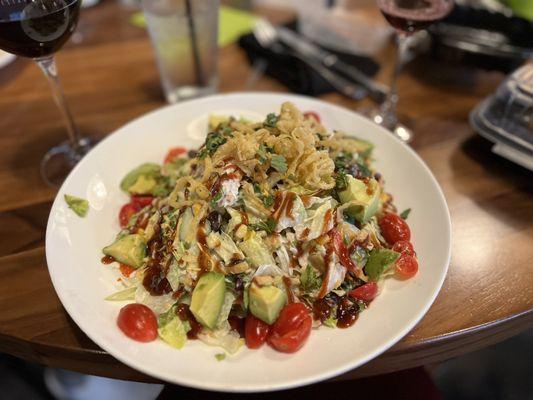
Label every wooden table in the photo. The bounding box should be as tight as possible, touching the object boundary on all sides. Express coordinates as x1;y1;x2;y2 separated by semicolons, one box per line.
0;1;531;384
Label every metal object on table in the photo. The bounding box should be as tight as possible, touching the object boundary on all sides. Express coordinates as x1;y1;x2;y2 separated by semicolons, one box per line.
253;19;368;102
275;25;389;104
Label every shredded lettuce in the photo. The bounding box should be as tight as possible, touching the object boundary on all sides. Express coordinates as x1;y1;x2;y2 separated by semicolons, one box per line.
158;307;191;349
198;321;244;354
300;266;321;293
105;286;137;301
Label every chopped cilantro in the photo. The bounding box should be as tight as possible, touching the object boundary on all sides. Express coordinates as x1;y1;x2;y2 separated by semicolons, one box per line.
211;191;223;206
400;208;411;220
249;218;276;234
257;144;268;164
335;172;348;191
262;195;274;208
264;113;279;128
199;131;227;159
271;155;287;173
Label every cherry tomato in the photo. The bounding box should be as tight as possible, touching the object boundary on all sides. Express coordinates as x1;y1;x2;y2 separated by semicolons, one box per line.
271;303;309;336
117;304;157;342
268;314;312;353
119;263;136;278
119;203;140;228
245;314;270;349
131;195;154;208
331;230;358;274
395;253;418;279
378;213;411;244
303;111;321;122
164;147;187;164
392;240;415;256
267;303;312;353
348;282;378;302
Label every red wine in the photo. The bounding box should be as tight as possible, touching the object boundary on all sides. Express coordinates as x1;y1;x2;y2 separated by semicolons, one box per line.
377;0;453;34
0;0;80;58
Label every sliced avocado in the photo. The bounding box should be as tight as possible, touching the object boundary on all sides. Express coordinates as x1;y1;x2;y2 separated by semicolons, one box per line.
248;282;287;325
190;272;226;329
120;163;160;192
338;176;381;223
364;248;400;281
102;234;146;268
127;175;157;195
238;233;275;267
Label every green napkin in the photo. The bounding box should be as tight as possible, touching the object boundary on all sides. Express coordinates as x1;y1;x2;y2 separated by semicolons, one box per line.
131;6;258;47
502;0;533;21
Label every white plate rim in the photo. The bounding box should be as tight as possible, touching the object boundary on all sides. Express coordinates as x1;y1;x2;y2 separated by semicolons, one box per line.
46;92;452;392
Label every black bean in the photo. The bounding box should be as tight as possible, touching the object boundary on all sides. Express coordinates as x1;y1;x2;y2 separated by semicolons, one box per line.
207;210;222;232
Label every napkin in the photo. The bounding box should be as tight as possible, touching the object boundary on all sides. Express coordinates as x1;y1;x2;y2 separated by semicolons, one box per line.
238;23;380;96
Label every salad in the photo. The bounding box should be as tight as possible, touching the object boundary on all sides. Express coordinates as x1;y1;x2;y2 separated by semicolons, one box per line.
101;102;418;355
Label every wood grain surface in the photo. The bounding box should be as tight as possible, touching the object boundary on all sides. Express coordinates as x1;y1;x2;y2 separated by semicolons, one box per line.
0;0;531;384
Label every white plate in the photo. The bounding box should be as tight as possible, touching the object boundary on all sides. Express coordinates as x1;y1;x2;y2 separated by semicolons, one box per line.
0;50;16;69
46;93;451;392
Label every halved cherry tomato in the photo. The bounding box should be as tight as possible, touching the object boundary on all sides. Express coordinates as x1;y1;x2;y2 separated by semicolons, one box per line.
331;230;358;274
268;314;312;353
119;263;136;278
392;240;415;256
267;303;312;353
119;203;140;228
348;282;378;302
272;303;309;336
164;147;187;164
245;314;270;349
131;195;154;208
395;253;418;279
303;111;321;122
378;213;411;244
117;304;157;342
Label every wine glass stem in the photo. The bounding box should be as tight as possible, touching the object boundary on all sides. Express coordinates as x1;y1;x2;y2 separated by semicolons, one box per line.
36;55;82;152
380;33;409;129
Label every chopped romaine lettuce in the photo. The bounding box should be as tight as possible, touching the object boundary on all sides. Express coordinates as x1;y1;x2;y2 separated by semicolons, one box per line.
135;284;175;315
239;233;275;267
198;321;244;354
364;249;400;281
300;265;321;293
216;292;236;328
294;197;335;240
207;232;244;264
158;307;191;349
105;286;137;301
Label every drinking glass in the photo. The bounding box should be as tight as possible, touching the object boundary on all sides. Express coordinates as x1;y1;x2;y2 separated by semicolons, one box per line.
142;0;219;103
0;0;90;185
372;0;454;142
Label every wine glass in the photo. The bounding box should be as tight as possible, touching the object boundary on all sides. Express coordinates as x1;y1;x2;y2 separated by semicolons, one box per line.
0;0;91;185
371;0;454;142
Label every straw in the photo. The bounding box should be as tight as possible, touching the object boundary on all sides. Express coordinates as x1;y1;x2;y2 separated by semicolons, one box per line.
185;0;205;87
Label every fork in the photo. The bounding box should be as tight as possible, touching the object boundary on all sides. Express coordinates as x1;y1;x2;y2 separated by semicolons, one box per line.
253;19;368;101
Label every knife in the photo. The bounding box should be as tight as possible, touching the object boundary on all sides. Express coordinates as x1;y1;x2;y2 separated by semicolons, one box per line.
275;26;389;104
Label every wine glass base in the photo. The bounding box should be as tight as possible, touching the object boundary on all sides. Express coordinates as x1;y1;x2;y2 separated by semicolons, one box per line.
40;137;93;187
359;108;413;143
